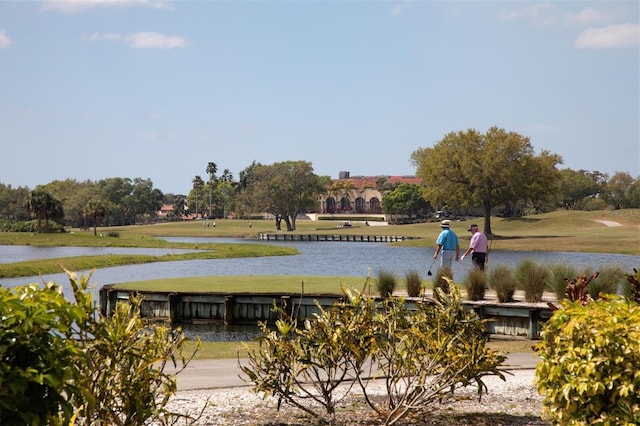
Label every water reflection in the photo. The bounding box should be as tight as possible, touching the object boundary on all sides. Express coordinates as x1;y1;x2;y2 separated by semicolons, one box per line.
179;323;263;342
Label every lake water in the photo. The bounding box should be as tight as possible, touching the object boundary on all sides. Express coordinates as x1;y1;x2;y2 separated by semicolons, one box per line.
1;237;638;301
2;238;638;341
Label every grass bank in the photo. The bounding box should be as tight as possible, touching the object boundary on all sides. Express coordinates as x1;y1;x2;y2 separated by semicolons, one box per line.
111;275;368;294
186;336;536;360
0;242;298;278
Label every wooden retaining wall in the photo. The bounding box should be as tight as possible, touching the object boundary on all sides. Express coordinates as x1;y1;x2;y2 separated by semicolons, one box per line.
100;286;553;339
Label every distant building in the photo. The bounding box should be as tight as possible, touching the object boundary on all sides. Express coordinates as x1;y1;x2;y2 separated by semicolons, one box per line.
157;204;174;221
318;172;423;215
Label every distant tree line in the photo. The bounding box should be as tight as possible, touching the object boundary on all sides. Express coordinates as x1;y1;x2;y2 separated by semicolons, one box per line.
1;128;639;233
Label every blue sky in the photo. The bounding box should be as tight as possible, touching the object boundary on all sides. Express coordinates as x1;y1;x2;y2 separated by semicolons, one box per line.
1;0;638;195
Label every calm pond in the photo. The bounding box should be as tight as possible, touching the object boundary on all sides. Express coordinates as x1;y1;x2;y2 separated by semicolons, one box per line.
1;237;638;298
2;238;638;341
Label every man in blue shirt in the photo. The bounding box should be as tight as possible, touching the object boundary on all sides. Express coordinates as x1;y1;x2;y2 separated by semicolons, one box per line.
433;219;460;270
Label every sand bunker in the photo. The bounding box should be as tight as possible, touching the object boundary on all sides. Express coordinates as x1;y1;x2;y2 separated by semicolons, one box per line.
594;220;622;227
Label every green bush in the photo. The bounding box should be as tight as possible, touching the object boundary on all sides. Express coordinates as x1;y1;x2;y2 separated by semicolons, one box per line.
0;282;80;425
535;296;640;425
546;263;578;300
587;265;625;299
515;258;548;303
0;271;199;425
376;269;397;298
242;283;507;425
0;219;66;233
488;264;517;303
463;268;487;301
404;269;423;297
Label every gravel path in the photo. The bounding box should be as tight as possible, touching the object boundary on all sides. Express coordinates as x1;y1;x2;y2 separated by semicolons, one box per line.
162;369;548;425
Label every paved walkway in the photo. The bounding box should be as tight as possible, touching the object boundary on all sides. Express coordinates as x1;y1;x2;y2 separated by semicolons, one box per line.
171;353;540;391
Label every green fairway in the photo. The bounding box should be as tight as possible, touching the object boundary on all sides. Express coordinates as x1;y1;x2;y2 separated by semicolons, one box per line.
95;209;639;255
111;275;370;294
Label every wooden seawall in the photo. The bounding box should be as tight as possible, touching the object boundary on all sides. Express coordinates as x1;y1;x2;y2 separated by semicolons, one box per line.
99;286;552;339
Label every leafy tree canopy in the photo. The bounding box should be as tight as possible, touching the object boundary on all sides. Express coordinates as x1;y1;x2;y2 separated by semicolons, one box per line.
240;160;325;231
411;126;562;235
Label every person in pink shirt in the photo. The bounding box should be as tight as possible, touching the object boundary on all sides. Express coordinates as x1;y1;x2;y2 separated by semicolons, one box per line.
461;224;488;270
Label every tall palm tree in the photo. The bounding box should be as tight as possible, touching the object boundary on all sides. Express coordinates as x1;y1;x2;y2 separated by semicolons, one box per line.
192;175;205;218
206;162;218;217
84;199;105;236
28;187;62;233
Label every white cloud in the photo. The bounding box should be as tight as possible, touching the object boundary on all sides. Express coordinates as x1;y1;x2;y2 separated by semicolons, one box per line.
42;0;171;14
86;31;187;48
575;23;640;48
566;8;615;26
391;1;412;17
0;30;12;49
499;3;556;26
126;32;187;48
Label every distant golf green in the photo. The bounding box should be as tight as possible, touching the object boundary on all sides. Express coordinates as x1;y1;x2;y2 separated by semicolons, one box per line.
111;275;371;294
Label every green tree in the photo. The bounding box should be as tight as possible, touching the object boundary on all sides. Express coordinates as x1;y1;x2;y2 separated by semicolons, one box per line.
98;177;134;226
0;183;30;221
411;127;562;235
557;168;606;209
240;161;324;231
28;186;64;233
84;199;106;236
381;183;429;219
190;175;205;218
601;171;638;209
43;179;98;228
128;178;163;224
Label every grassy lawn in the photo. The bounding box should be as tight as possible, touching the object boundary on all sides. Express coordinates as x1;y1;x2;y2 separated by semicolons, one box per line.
185;336;537;360
112;275;370;294
99;209;639;255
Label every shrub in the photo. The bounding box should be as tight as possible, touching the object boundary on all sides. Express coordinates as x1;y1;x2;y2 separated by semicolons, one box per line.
623;267;640;303
365;281;506;425
535;296;640;425
463;268;487;301
0;282;80;425
488;265;517;303
241;288;377;424
404;269;423;297
0;271;199;425
376;269;397;298
433;267;453;295
515;258;548;303
546;263;577;300
242;283;507;426
587;264;625;299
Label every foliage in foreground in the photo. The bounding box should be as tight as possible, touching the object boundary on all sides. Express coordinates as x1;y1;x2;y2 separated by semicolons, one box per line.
241;280;507;425
0;271;200;425
535;296;640;425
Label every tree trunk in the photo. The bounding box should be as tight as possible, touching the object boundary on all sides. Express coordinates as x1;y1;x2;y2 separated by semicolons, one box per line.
483;199;493;236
